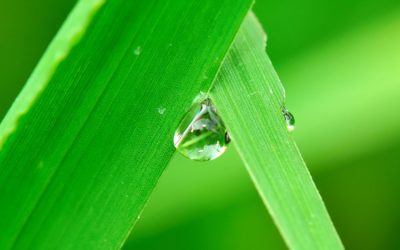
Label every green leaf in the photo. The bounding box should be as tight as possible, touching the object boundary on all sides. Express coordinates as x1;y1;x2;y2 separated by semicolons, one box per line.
210;13;344;249
0;0;252;249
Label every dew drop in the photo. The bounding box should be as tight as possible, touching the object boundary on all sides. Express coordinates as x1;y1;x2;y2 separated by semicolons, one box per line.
134;46;142;56
158;106;166;115
282;107;295;132
174;97;230;161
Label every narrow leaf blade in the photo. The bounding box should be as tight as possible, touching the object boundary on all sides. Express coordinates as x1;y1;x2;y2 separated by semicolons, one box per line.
0;1;252;249
211;13;344;249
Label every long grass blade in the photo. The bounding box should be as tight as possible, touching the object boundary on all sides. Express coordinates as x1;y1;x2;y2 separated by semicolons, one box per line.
0;1;252;248
210;13;344;249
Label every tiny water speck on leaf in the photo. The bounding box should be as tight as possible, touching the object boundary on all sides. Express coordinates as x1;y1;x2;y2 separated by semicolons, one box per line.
134;46;142;56
158;106;166;115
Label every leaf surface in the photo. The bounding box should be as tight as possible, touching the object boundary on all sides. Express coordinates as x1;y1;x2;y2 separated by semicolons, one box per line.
0;0;252;248
210;13;344;250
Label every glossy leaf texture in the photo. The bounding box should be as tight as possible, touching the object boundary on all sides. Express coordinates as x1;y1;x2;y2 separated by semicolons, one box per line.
210;13;344;250
0;0;252;248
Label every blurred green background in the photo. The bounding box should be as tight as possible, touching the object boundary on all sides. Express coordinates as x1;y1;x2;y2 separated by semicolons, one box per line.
1;0;400;249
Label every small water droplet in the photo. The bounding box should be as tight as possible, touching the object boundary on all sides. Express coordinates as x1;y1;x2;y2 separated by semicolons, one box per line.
282;107;295;132
174;96;230;161
158;106;166;115
134;46;142;56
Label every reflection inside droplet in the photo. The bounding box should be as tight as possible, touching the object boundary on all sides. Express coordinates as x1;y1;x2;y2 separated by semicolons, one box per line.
174;96;230;161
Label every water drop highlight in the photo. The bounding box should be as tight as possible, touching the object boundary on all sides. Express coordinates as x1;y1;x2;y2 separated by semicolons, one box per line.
174;97;230;161
282;107;295;132
134;46;142;56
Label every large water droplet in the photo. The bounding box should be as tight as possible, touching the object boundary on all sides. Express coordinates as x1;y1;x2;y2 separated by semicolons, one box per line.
282;107;295;132
174;97;229;161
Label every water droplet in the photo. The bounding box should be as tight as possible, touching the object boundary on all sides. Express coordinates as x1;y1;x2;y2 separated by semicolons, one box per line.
134;46;142;56
174;97;230;161
158;106;166;115
282;107;295;132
